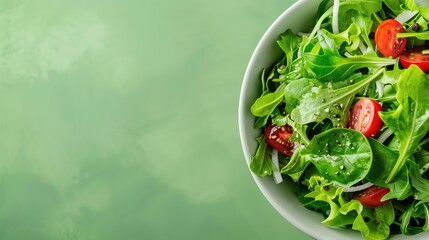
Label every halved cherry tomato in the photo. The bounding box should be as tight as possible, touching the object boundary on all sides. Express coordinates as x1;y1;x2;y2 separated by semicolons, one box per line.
400;47;429;72
375;19;407;58
349;98;383;137
353;186;390;208
265;124;295;156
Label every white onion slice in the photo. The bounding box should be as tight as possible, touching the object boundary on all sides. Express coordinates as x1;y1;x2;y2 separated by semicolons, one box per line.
344;52;352;58
342;182;374;193
358;42;367;54
271;149;283;184
378;128;393;144
332;0;340;34
421;162;429;175
395;10;418;24
375;80;384;98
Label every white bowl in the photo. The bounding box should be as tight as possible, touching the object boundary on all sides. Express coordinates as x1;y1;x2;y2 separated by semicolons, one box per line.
238;0;428;239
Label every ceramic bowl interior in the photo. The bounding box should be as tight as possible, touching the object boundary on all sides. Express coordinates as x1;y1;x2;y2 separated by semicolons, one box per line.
238;0;428;239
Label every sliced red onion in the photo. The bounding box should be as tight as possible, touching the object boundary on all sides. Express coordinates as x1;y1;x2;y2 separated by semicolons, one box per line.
332;0;340;34
377;128;393;144
342;182;374;193
271;149;283;184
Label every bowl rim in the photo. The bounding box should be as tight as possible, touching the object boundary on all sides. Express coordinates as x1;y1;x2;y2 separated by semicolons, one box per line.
238;0;429;239
238;0;320;238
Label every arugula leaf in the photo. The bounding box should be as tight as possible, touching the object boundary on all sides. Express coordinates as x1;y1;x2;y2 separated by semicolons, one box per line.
291;68;384;127
277;29;300;72
281;146;310;182
286;116;310;145
408;160;429;204
397;31;429;40
315;0;331;21
303;31;395;82
254;114;270;129
351;12;374;49
251;84;285;117
416;147;429;169
271;108;287;127
249;134;273;177
400;200;429;235
379;65;429;183
301;128;372;187
382;0;404;15
366;139;414;200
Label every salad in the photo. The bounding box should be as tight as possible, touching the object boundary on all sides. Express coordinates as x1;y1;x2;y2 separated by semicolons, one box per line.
249;0;429;239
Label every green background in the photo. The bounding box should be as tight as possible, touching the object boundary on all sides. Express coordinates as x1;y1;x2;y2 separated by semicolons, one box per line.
0;0;313;239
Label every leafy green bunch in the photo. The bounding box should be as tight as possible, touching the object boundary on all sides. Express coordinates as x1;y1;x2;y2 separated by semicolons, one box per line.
248;0;429;239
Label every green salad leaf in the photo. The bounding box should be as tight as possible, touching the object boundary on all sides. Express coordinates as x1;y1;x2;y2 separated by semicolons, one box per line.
284;78;324;114
367;139;414;200
301;128;372;187
302;31;395;82
251;84;285;117
277;29;300;72
408;160;429;204
341;201;395;240
304;176;355;226
291;68;384;127
249;134;273;177
400;200;429;235
248;1;429;239
379;65;429;183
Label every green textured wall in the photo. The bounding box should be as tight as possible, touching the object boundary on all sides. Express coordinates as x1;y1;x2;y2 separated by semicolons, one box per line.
0;0;312;239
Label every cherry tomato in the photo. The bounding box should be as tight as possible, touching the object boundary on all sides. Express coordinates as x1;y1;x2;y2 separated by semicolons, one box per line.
349;99;383;137
265;124;295;156
400;47;429;72
375;19;407;58
353;186;390;208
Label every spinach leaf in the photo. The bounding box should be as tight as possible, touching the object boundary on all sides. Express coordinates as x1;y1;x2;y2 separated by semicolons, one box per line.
301;128;372;187
379;65;429;183
251;84;285;117
249;134;273;177
291;68;384;127
303;31;395;82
